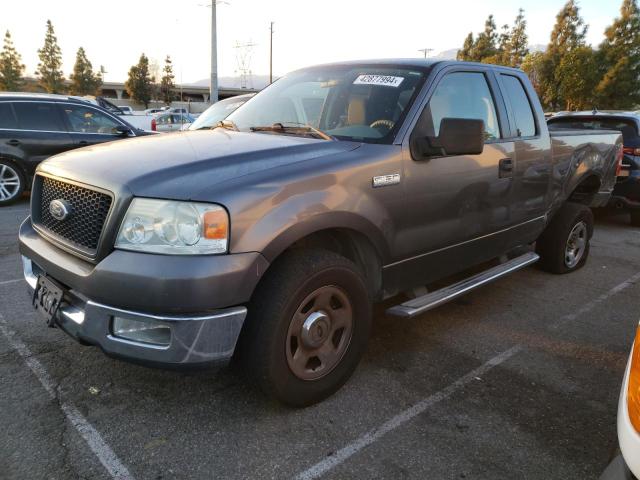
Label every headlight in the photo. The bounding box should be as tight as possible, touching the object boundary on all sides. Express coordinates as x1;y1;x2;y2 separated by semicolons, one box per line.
115;198;228;254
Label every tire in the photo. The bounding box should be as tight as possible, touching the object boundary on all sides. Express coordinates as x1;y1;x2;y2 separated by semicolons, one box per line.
238;248;372;407
631;210;640;228
0;159;26;206
536;202;593;274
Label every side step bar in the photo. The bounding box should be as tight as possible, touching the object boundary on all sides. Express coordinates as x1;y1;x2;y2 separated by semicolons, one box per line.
386;252;540;319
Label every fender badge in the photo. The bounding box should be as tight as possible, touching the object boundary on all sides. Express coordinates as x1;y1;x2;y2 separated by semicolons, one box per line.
372;173;400;188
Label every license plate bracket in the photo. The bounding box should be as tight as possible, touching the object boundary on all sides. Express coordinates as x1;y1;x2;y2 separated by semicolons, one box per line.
32;275;64;328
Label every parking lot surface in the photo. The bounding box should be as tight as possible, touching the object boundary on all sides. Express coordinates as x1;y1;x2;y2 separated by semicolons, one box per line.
1;198;639;480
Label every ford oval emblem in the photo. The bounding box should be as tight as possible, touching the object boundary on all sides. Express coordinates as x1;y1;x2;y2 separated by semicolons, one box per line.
49;199;72;221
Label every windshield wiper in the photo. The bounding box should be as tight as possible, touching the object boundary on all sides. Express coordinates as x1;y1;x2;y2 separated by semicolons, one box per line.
214;119;239;131
250;122;334;141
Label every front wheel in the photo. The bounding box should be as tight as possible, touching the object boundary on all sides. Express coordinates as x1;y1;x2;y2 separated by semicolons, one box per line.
238;249;372;407
0;160;26;206
536;203;594;274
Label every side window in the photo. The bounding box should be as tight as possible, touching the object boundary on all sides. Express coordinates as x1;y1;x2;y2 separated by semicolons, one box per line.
0;103;16;129
13;102;65;131
60;104;121;134
501;75;536;137
423;72;501;141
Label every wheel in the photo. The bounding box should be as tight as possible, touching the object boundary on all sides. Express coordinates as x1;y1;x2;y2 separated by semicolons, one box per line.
536;202;593;274
0;160;25;206
238;248;372;407
631;209;640;227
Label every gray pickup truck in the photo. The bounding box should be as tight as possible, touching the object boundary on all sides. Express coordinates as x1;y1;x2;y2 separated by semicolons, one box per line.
19;60;622;406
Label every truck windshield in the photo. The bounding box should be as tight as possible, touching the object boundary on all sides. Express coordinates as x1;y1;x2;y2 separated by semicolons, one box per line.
226;66;427;143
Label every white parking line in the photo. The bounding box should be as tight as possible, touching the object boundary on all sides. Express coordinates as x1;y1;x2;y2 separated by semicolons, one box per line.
0;278;22;286
295;270;640;480
0;315;134;480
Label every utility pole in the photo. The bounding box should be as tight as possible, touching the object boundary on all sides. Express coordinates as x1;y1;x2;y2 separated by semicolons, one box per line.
210;1;219;103
418;48;433;59
269;22;274;84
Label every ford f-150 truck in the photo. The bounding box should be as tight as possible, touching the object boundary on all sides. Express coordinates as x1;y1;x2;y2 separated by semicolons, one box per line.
18;60;622;406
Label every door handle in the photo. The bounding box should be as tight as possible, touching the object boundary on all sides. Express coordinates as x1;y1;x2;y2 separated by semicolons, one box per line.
499;158;513;178
6;139;20;146
78;140;89;146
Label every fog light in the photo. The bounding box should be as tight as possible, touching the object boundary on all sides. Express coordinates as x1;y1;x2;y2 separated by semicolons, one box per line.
112;317;171;346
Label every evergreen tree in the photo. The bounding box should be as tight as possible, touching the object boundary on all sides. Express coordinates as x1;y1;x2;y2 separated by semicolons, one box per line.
0;30;25;91
36;20;65;93
125;53;154;108
595;0;640;109
457;32;475;61
160;55;175;104
544;0;588;109
69;47;102;96
557;46;599;110
472;15;499;61
506;9;529;68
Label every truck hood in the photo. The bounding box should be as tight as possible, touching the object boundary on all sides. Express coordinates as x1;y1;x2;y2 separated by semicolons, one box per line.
38;130;361;199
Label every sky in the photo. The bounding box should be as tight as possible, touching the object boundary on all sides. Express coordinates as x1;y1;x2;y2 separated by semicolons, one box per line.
0;0;626;85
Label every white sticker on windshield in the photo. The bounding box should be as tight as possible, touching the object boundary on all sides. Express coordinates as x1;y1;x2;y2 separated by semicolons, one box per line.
353;75;404;88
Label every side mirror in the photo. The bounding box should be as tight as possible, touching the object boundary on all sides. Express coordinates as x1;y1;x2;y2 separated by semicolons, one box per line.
413;118;485;158
115;125;132;136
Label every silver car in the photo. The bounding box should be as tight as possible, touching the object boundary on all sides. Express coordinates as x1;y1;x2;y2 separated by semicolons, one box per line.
152;112;195;132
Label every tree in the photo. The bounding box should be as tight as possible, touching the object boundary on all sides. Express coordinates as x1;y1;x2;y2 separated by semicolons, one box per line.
36;20;65;93
557;46;599;110
505;8;529;68
125;53;154;108
159;55;175;104
595;0;640;109
69;47;102;96
0;30;25;91
472;15;499;61
457;32;475;61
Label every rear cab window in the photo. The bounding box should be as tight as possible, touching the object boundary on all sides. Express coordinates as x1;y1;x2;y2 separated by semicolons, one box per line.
548;117;639;145
13;102;66;132
500;74;537;137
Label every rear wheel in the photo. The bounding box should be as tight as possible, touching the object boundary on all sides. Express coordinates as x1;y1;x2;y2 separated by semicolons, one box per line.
631;209;640;227
536;203;593;274
0;160;25;206
238;248;372;407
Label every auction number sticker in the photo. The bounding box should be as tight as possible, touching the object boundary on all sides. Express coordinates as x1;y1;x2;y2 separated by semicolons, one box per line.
353;74;404;87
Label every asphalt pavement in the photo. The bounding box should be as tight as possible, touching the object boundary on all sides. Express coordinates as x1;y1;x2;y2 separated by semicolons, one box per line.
1;197;639;480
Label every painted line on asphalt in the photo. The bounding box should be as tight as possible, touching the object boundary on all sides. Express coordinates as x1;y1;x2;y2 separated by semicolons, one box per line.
0;278;22;287
0;315;134;480
295;270;640;480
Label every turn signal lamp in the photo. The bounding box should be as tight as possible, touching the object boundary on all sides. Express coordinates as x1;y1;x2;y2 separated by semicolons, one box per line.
629;324;640;434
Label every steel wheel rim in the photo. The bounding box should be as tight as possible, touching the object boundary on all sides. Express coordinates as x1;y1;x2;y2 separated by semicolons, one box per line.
565;221;587;268
286;285;353;381
0;164;21;201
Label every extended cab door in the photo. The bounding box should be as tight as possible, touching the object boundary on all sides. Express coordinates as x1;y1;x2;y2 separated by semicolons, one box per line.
58;102;132;147
390;67;516;288
495;72;551;234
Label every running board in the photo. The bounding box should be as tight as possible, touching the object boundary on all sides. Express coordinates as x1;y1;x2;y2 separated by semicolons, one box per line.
386;252;540;319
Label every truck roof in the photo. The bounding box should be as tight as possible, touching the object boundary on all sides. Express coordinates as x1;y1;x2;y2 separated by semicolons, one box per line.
295;58;523;74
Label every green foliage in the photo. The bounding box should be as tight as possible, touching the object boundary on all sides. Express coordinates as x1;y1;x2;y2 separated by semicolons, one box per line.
36;20;65;93
69;47;102;96
456;9;529;67
160;55;175;104
595;0;640;109
0;30;25;91
125;53;154;108
556;46;599;110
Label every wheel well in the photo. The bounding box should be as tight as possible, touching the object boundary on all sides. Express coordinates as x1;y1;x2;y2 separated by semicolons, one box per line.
285;228;383;299
568;175;600;205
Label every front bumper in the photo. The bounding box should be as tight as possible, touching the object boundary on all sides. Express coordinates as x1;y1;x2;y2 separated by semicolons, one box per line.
23;256;247;367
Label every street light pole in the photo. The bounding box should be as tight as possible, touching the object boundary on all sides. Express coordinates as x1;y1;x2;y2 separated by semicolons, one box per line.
269;21;274;84
210;1;219;103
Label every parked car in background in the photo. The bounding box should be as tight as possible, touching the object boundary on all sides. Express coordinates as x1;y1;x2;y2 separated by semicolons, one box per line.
118;106;134;115
151;112;195;132
0;93;153;205
548;111;640;226
19;60;621;406
144;108;164;115
188;94;255;131
600;318;640;479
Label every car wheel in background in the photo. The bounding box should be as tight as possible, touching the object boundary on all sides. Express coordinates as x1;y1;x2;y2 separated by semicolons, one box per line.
0;160;26;206
536;202;594;274
238;248;372;407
